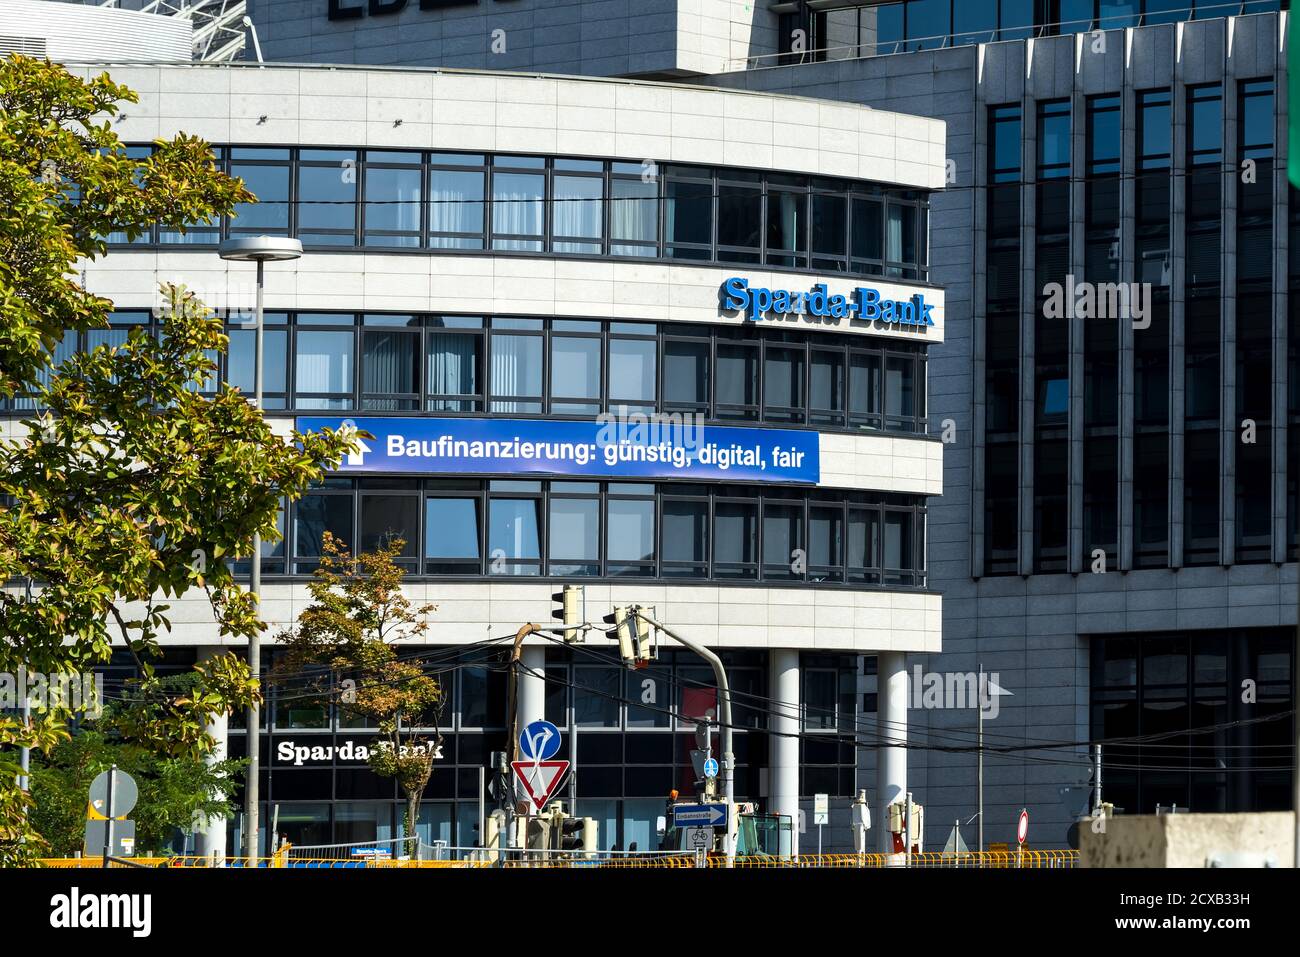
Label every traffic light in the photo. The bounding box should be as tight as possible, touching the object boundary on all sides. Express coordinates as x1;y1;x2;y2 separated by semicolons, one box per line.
551;584;583;643
603;606;635;665
554;816;586;852
629;606;653;666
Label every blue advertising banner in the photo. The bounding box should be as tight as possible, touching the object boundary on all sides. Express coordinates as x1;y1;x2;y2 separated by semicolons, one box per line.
295;416;820;484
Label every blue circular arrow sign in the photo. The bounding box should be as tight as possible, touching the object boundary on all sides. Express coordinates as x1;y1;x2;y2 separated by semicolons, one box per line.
520;719;561;761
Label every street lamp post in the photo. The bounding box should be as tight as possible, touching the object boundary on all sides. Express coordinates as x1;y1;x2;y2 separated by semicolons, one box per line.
218;236;302;866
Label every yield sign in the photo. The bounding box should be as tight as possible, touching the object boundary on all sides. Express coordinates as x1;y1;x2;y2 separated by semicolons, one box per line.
511;760;569;813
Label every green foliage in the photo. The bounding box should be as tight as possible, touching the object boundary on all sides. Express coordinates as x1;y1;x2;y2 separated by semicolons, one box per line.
0;56;356;864
277;535;444;839
29;675;247;856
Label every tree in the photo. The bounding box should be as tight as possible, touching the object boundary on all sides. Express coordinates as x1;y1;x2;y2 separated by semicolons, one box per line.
28;674;248;857
0;55;356;863
276;534;444;845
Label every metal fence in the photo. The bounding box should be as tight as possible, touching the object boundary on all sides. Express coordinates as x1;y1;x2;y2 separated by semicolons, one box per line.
34;849;1080;869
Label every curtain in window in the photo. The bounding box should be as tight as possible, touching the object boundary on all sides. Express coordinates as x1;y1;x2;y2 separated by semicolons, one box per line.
429;170;483;235
297;331;352;395
492;173;543;239
427;332;477;397
611;180;656;247
363;332;413;399
886;204;906;263
552;176;601;242
490;334;539;409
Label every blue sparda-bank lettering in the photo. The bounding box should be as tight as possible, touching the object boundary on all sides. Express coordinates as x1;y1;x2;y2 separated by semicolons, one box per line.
720;277;934;329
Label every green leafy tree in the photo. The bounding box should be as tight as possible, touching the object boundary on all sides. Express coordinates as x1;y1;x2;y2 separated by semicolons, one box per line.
0;55;356;863
29;675;248;856
276;534;444;845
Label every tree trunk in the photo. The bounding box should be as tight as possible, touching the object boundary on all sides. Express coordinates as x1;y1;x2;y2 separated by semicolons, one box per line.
404;788;419;850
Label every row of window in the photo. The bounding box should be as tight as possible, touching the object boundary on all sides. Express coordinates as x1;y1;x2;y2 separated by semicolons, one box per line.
249;649;859;734
247;479;927;587
108;146;931;281
783;1;1281;61
1091;628;1293;815
10;311;929;435
983;79;1299;574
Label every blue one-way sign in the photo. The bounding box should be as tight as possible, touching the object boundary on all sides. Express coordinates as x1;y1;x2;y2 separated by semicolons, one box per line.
672;803;728;828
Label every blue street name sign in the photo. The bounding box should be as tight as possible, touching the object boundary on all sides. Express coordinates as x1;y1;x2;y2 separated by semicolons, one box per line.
672;803;729;828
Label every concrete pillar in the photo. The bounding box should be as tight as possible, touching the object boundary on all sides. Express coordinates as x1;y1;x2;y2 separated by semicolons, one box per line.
769;649;800;857
518;645;546;726
194;647;228;862
877;651;908;852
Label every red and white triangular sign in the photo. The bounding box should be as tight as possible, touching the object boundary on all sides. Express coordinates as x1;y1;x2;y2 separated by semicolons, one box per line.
511;760;569;813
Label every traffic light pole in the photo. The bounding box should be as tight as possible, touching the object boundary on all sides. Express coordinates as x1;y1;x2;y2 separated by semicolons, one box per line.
505;622;542;852
633;611;736;866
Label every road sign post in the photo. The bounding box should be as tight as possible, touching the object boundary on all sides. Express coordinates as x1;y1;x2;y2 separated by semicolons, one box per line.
512;719;569;814
672;803;729;829
814;793;829;858
1017;808;1029;868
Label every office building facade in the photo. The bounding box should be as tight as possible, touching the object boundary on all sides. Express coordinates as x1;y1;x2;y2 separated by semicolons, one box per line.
46;57;946;854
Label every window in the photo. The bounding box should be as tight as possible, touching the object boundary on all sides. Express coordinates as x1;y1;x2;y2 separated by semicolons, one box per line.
294;481;355;572
488;318;543;413
809;502;844;582
1138;89;1172;170
851;194;883;272
359;480;419;569
491;155;545;251
664;167;713;260
361;315;419;411
606;484;655;576
229;148;290;237
424;488;481;574
487;481;542;575
550;320;602;415
363;151;422;247
715;338;759;420
428;153;485;249
295;315;355;409
1038;100;1072;180
298;149;357;245
109;146;930;282
661;492;709;577
1087;94;1121;176
810;348;845;427
663;334;710;414
766;179;807;268
608;324;656;411
227;312;289;410
257;481;929;587
552;158;603;254
426;316;483;411
548;482;601;576
811;185;848;272
610;162;657;256
904;0;950;51
763;341;805;423
762;499;803;581
717;171;763;263
849;349;882;430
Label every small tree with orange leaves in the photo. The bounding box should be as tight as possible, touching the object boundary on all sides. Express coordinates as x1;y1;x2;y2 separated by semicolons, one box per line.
276;533;443;844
